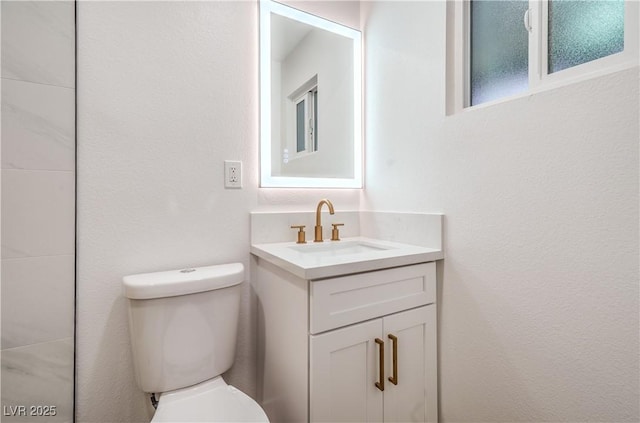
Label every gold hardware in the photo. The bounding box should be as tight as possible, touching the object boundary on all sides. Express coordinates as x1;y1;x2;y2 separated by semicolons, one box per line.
290;225;307;244
331;223;344;241
375;338;385;391
388;334;398;385
314;199;335;242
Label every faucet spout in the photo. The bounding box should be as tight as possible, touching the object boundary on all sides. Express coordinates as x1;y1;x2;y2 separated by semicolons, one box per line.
314;199;335;242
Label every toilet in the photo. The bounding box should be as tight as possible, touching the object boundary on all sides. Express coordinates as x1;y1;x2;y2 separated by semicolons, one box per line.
122;263;269;422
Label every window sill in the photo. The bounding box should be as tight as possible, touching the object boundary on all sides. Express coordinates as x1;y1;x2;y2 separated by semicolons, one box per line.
456;59;638;114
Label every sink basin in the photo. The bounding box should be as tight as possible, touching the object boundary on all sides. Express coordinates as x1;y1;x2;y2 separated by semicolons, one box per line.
288;240;392;257
250;236;443;279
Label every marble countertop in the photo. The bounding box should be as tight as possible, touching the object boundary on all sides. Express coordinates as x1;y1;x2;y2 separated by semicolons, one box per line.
251;236;443;280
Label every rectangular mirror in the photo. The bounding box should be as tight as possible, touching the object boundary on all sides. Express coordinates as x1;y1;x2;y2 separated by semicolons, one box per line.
260;0;363;188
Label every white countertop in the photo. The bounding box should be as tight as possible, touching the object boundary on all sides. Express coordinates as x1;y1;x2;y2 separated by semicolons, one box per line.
250;236;443;280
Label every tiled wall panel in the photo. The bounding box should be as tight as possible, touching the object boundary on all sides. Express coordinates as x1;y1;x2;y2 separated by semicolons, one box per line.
1;170;75;258
1;1;76;421
1;0;75;87
1;255;75;349
2;78;75;171
1;339;74;422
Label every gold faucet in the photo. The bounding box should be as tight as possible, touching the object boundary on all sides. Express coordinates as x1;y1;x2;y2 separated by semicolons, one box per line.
314;199;335;242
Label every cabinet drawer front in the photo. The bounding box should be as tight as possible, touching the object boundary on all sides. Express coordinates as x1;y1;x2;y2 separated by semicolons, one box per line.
310;262;435;334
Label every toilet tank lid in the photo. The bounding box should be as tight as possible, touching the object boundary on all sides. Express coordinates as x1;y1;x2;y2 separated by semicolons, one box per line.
122;263;244;300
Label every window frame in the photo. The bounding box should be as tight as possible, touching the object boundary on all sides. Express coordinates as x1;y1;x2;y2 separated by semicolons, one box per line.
287;84;318;161
451;0;639;111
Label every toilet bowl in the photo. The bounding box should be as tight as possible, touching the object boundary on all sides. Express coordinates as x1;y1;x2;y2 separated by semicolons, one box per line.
151;376;267;422
123;263;269;423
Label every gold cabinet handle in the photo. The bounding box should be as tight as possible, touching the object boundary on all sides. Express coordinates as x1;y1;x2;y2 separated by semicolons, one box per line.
388;334;398;385
375;338;384;391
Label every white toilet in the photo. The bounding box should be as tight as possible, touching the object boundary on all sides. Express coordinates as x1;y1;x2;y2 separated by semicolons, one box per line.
122;263;269;422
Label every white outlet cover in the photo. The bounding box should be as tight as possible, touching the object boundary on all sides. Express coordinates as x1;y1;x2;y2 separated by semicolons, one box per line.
224;160;242;188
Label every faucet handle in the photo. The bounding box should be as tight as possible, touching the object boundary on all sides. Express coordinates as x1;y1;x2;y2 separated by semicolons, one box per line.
330;223;344;241
290;225;307;244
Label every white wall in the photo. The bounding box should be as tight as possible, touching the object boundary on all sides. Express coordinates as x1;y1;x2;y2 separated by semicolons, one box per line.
362;1;639;422
77;1;638;421
76;2;359;422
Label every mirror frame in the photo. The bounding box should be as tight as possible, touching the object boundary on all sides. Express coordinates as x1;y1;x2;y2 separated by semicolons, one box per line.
259;0;363;188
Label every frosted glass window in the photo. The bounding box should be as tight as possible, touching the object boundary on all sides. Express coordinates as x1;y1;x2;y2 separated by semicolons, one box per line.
548;0;624;73
470;0;529;106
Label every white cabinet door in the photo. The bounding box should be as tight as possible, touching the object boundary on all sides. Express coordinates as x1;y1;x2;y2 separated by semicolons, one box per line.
310;319;384;423
382;306;438;423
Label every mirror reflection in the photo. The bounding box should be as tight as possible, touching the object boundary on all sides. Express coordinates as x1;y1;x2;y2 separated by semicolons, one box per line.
260;0;362;188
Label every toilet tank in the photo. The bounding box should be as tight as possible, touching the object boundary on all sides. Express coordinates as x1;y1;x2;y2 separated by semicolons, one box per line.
123;263;244;393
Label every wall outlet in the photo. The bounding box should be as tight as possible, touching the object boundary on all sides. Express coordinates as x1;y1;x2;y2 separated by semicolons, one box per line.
224;160;242;188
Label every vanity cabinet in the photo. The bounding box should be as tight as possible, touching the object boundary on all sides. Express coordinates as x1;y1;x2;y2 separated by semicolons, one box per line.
311;305;436;422
254;259;438;423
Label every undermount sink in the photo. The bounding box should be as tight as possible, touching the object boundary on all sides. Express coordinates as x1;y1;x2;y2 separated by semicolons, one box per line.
251;236;443;279
288;240;393;257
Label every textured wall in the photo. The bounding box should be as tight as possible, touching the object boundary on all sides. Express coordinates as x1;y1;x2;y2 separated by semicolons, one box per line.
76;2;359;422
77;1;639;422
362;1;639;421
